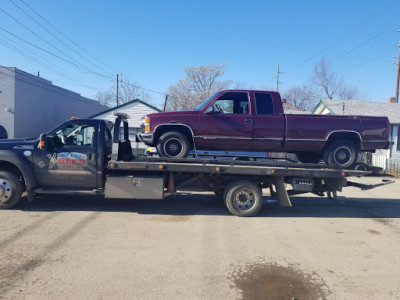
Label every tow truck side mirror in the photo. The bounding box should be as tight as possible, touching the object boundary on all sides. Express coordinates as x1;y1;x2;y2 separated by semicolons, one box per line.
39;133;47;150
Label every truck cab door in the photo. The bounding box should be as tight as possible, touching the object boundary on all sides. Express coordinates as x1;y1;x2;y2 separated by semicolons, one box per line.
196;91;253;151
252;92;285;151
32;120;99;188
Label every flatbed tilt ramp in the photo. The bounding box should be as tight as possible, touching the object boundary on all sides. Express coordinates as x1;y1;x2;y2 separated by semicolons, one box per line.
106;157;392;217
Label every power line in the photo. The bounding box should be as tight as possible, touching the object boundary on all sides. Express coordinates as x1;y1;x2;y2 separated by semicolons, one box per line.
0;31;109;92
120;80;167;96
0;5;166;98
0;67;105;104
0;7;110;79
18;0;118;73
8;0;111;75
285;1;392;74
0;25;114;80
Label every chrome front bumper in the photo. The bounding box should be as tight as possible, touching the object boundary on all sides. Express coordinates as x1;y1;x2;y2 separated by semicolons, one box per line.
137;132;155;145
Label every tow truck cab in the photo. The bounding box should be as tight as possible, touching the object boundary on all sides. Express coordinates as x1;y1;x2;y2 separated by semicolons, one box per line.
0;118;114;193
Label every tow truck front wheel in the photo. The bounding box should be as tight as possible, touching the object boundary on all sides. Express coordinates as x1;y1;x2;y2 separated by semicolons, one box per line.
223;180;263;217
0;171;23;209
156;131;191;158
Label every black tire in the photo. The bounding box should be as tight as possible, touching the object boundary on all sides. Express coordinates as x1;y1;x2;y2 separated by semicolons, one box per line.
156;131;191;158
234;157;252;161
354;163;368;171
0;171;23;209
324;140;357;169
296;152;322;164
223;180;263;217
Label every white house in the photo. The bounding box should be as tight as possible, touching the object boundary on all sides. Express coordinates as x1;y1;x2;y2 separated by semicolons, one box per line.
90;99;161;152
312;99;400;171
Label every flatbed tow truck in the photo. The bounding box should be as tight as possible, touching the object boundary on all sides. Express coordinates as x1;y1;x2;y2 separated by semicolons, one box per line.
0;114;393;217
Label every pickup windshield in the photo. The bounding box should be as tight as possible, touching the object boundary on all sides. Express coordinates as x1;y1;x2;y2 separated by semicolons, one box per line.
194;92;218;111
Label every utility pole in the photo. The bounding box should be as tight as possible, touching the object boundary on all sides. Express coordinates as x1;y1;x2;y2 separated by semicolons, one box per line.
163;94;169;111
395;38;400;103
116;73;119;107
276;64;282;92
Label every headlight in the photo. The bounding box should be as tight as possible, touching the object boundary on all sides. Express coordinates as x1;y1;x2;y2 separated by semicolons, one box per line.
144;117;150;133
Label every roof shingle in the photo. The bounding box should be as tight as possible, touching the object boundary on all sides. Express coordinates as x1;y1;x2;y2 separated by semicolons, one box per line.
316;99;400;124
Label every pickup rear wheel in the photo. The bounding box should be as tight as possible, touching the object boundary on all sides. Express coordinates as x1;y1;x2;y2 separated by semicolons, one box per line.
325;140;357;169
156;131;191;158
223;180;263;217
0;171;23;209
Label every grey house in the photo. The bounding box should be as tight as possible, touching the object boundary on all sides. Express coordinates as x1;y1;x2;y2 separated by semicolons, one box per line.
313;99;400;171
0;67;107;138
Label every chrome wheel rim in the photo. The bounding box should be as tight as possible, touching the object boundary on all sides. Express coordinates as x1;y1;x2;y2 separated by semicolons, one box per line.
0;178;12;204
334;146;352;166
163;138;184;157
233;188;255;211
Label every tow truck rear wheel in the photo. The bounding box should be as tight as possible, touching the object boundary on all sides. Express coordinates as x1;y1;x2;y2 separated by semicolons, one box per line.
156;131;190;158
0;171;23;209
223;180;263;217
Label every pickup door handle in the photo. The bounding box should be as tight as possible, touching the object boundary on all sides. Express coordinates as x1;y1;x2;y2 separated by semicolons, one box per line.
244;119;253;123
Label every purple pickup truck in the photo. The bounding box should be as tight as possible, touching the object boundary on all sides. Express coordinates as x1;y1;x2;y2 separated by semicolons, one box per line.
138;90;390;168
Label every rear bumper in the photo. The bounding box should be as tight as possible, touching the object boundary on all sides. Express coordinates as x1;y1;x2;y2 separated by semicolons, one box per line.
361;140;391;151
137;132;155;146
385;141;394;149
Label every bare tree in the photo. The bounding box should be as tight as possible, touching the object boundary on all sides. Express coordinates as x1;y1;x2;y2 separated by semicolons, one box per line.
167;63;231;111
310;57;360;100
95;90;114;107
95;80;150;107
283;85;316;110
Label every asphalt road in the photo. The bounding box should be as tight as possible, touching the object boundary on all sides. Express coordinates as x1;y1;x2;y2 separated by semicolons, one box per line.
0;176;399;299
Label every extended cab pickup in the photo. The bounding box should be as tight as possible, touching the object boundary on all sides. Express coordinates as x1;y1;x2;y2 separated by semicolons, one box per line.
138;90;390;169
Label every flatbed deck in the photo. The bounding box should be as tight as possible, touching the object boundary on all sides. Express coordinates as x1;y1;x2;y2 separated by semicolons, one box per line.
108;156;366;178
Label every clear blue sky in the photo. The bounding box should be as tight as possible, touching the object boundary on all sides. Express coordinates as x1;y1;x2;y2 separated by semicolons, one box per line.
1;0;399;108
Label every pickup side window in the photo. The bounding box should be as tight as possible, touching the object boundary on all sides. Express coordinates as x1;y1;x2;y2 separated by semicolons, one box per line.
53;123;95;148
255;93;274;115
211;92;249;114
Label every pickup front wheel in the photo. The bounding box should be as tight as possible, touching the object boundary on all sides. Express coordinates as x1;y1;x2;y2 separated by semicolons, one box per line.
324;140;357;169
0;171;23;209
156;131;191;158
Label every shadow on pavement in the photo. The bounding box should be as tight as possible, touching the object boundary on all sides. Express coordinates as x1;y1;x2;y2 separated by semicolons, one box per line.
13;193;400;219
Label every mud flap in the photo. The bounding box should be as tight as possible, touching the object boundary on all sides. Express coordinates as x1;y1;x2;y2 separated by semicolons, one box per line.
273;177;292;207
